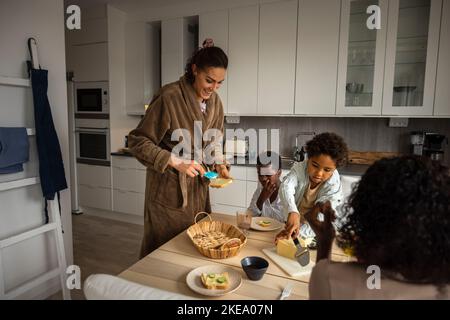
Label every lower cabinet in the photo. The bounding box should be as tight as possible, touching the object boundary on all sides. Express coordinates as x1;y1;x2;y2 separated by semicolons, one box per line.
77;163;112;211
111;156;146;216
113;189;145;216
78;184;112;211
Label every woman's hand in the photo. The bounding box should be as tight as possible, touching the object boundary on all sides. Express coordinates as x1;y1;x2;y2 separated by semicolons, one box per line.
215;164;231;179
304;201;336;261
275;212;300;244
304;201;336;243
169;156;205;178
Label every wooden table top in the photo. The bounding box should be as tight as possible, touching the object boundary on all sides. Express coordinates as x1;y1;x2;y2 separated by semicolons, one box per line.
118;213;350;300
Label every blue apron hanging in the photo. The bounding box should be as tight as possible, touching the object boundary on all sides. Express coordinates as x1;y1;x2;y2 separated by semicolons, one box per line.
28;38;68;223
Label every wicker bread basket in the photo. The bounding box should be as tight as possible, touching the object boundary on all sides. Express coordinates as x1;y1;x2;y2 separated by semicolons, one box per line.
187;212;247;259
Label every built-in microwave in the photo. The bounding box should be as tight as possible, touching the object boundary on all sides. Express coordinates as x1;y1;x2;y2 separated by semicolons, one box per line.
75;119;110;166
74;81;109;115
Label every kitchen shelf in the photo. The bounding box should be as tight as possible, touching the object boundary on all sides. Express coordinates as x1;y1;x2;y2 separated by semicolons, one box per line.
0;76;30;87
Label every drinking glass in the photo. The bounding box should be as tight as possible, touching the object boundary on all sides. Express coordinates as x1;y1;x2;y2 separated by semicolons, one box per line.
236;211;252;235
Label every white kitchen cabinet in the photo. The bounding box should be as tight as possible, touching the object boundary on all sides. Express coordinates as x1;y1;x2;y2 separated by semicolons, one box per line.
112;189;143;216
209;179;247;209
161;18;185;86
382;0;442;116
125;22;160;115
434;0;450;116
227;5;259;115
79;184;112;211
69;42;109;82
67;18;108;46
161;17;198;87
77;163;112;210
336;0;389;116
295;0;341;115
111;156;146;215
258;0;298;115
77;163;111;188
199;10;229;112
246;181;258;208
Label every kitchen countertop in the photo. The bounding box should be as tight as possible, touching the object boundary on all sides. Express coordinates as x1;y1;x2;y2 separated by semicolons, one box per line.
111;152;369;176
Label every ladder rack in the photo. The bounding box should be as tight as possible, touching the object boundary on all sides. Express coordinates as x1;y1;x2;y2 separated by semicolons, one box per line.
0;129;70;299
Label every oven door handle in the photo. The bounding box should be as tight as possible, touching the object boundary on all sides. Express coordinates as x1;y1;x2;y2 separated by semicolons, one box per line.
75;127;109;133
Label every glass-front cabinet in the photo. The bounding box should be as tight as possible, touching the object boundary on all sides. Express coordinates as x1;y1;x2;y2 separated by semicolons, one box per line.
336;0;389;115
337;0;443;116
382;0;442;115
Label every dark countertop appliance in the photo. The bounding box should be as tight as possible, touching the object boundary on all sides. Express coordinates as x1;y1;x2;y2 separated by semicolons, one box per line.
410;131;448;162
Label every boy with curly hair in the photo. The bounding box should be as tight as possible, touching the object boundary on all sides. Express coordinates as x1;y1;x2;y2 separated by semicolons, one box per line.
276;132;348;244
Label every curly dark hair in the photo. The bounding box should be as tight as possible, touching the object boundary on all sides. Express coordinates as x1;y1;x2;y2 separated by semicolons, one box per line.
337;156;450;285
305;132;348;168
184;46;228;83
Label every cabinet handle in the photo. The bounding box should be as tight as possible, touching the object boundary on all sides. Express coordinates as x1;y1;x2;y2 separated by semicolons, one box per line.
80;184;95;189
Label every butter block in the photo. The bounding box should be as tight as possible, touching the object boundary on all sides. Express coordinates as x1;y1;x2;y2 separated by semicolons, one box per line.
276;238;308;259
276;238;298;259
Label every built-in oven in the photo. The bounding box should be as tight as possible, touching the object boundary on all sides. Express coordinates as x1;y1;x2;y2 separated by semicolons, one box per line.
74;81;109;115
75;119;110;166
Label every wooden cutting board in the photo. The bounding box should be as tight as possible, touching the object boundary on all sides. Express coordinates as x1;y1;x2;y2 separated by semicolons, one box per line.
348;150;403;165
262;247;315;277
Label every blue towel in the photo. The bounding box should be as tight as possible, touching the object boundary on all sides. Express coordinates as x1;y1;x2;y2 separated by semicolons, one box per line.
0;127;29;174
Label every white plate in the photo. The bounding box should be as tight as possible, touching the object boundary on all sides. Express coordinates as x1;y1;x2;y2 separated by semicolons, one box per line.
251;217;284;231
186;265;242;297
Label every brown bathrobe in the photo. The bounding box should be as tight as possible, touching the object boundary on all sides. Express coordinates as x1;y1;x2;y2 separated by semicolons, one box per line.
128;75;226;258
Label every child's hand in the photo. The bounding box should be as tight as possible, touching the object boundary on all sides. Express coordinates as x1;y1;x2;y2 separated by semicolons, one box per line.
275;212;300;244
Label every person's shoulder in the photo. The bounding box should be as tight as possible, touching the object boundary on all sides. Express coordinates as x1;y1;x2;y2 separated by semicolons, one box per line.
159;80;182;98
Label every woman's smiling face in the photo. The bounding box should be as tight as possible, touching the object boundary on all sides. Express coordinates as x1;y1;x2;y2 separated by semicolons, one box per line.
192;65;226;101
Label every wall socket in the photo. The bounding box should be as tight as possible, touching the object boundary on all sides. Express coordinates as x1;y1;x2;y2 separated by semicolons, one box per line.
225;116;240;124
388;117;409;128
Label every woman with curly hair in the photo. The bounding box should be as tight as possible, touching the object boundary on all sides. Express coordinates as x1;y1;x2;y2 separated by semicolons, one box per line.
276;132;349;243
307;156;450;299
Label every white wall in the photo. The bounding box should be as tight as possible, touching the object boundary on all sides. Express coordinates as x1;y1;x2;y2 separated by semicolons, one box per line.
0;0;73;299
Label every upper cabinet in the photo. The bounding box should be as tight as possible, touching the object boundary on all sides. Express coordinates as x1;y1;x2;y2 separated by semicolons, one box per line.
336;0;388;115
125;22;160;115
161;17;198;86
258;0;298;115
382;0;442;116
66;15;109;82
434;0;450;116
228;5;259;115
199;10;229;112
295;0;341;115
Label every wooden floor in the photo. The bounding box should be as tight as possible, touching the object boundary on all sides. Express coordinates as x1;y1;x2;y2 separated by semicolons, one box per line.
48;213;143;300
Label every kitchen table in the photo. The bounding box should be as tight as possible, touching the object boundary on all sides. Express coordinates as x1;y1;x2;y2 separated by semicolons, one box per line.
118;213;351;300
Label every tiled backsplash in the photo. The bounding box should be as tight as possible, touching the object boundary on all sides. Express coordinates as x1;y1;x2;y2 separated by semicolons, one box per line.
225;117;450;166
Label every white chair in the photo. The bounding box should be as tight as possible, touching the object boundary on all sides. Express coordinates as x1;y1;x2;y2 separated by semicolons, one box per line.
83;274;197;300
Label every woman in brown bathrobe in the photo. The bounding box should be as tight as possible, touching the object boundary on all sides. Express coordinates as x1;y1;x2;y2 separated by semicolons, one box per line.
128;44;230;258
